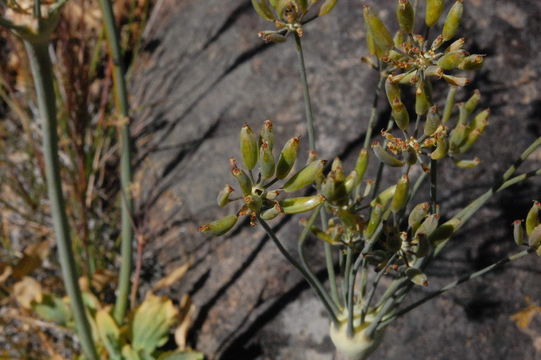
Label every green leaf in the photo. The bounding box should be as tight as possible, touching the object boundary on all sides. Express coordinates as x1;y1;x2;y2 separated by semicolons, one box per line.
158;351;205;360
122;345;142;360
31;294;71;326
96;309;122;359
130;293;179;355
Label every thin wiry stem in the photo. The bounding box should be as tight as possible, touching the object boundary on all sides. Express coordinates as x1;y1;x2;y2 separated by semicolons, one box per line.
97;0;135;323
259;217;339;324
24;40;98;360
363;64;385;149
294;33;315;151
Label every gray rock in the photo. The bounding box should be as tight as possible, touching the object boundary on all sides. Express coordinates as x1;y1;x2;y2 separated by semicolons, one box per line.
131;0;541;359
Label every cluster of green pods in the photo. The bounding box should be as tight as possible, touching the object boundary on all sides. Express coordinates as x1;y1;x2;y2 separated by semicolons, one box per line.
513;201;541;256
251;0;338;42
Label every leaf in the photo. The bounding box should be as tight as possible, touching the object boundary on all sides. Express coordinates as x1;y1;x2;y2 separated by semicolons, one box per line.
122;345;142;360
174;295;195;350
32;294;71;326
96;309;122;359
130;293;179;355
319;0;338;16
13;276;42;308
157;351;205;360
152;262;191;292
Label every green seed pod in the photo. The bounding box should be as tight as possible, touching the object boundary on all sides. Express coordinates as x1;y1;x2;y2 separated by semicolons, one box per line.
260;120;274;151
437;50;466;70
244;194;263;214
276;136;300;179
459;55;485;71
405;268;428;286
442;0;463;41
297;0;308;12
265;189;283;200
344;171;358;194
310;225;340;245
449;123;468;153
415;82;431;115
443;74;470;87
396;0;414;33
513;220;525;246
280;195;325;214
391;175;409;213
526;201;541;236
251;0;277;21
319;0;338;16
425;65;444;78
446;37;465;53
442;87;457;124
217;184;235;207
425;0;445;27
283;160;325;192
457;103;469;125
364;203;384;239
394;30;406;48
336;208;364;232
414;233;431;258
259;141;275;180
471;108;490;130
353;148;369;187
363;5;394;58
453;157;480;168
370;184;397;208
230;158;253;195
385;76;402;106
415;214;439;238
424;105;441;136
372;141;405;167
429;218;460;246
258;31;288;43
464;90;481;115
391;98;410;130
240;124;259;170
404;146;418;165
260;203;283;220
199;215;238;236
430;133;449;160
528;225;541;249
458;128;484;154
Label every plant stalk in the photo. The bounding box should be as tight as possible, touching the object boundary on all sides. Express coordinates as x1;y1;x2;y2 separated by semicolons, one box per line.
24;40;98;360
97;0;134;323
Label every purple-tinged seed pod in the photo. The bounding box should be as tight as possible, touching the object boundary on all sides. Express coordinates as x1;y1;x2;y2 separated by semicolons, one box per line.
199;215;238;236
513;220;525;246
442;0;464;41
526;201;541;236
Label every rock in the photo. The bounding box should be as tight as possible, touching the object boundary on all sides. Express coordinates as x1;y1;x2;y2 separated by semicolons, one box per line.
131;0;541;359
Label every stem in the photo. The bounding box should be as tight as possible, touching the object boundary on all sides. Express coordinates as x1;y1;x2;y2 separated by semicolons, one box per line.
344;247;353;337
294;33;315;152
430;159;437;213
297;207;340;315
322;210;340;306
363;64;385;149
259;217;339;324
24;40;98;360
371;118;395;199
98;0;134;323
391;248;534;319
